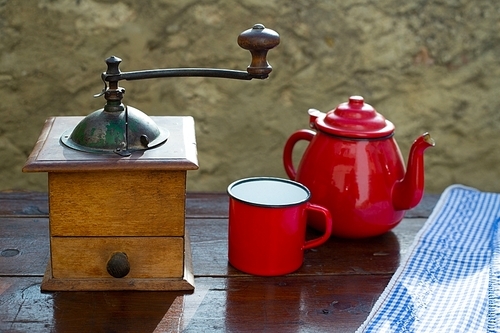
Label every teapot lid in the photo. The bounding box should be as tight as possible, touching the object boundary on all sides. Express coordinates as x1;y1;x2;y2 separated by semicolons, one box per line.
315;96;394;138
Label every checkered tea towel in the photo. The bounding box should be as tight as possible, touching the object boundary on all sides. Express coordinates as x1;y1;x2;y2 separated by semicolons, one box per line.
356;184;500;333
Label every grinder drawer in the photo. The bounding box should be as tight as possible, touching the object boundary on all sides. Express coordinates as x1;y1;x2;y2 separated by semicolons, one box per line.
50;236;184;279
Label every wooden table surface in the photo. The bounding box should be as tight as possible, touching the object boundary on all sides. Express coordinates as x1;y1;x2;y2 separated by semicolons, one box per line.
0;191;439;333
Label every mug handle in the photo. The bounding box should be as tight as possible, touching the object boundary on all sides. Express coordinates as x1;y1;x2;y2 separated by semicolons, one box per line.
302;203;333;250
283;129;315;180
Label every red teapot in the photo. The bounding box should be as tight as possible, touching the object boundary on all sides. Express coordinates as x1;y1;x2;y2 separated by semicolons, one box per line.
283;96;434;238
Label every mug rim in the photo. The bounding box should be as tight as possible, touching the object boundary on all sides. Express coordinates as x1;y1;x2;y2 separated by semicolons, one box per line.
227;176;311;208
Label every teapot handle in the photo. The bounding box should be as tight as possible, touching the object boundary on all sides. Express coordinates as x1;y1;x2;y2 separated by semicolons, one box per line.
283;129;315;180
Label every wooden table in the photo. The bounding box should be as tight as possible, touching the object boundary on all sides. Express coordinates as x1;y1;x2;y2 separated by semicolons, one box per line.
0;191;438;332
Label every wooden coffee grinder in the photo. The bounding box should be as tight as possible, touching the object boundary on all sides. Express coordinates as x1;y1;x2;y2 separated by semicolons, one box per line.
22;24;279;292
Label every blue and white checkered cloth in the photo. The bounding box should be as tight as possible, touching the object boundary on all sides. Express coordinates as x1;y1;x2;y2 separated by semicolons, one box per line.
356;185;500;332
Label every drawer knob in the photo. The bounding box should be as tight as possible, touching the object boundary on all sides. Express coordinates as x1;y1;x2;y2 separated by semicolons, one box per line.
107;252;130;278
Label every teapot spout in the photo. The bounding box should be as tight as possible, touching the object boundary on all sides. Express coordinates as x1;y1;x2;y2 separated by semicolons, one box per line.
392;132;435;211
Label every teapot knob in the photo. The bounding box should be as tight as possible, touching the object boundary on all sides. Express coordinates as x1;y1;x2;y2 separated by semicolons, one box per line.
348;95;364;106
238;24;280;78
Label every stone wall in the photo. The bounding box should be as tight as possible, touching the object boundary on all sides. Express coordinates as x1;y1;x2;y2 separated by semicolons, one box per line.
2;0;500;193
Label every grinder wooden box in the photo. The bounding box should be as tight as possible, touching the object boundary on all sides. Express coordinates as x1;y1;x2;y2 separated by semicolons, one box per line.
23;116;198;291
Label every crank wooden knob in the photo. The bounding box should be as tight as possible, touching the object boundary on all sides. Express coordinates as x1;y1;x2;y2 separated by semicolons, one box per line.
106;252;130;278
238;24;280;78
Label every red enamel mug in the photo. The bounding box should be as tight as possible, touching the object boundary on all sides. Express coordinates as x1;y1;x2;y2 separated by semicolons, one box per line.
227;177;333;276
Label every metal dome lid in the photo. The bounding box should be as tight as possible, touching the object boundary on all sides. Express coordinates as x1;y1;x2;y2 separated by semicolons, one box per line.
315;96;394;139
60;104;169;156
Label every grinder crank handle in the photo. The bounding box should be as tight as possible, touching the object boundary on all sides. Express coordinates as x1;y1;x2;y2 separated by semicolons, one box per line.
96;24;280;95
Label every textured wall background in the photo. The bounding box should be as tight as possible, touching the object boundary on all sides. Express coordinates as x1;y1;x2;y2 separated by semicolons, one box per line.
2;0;500;193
